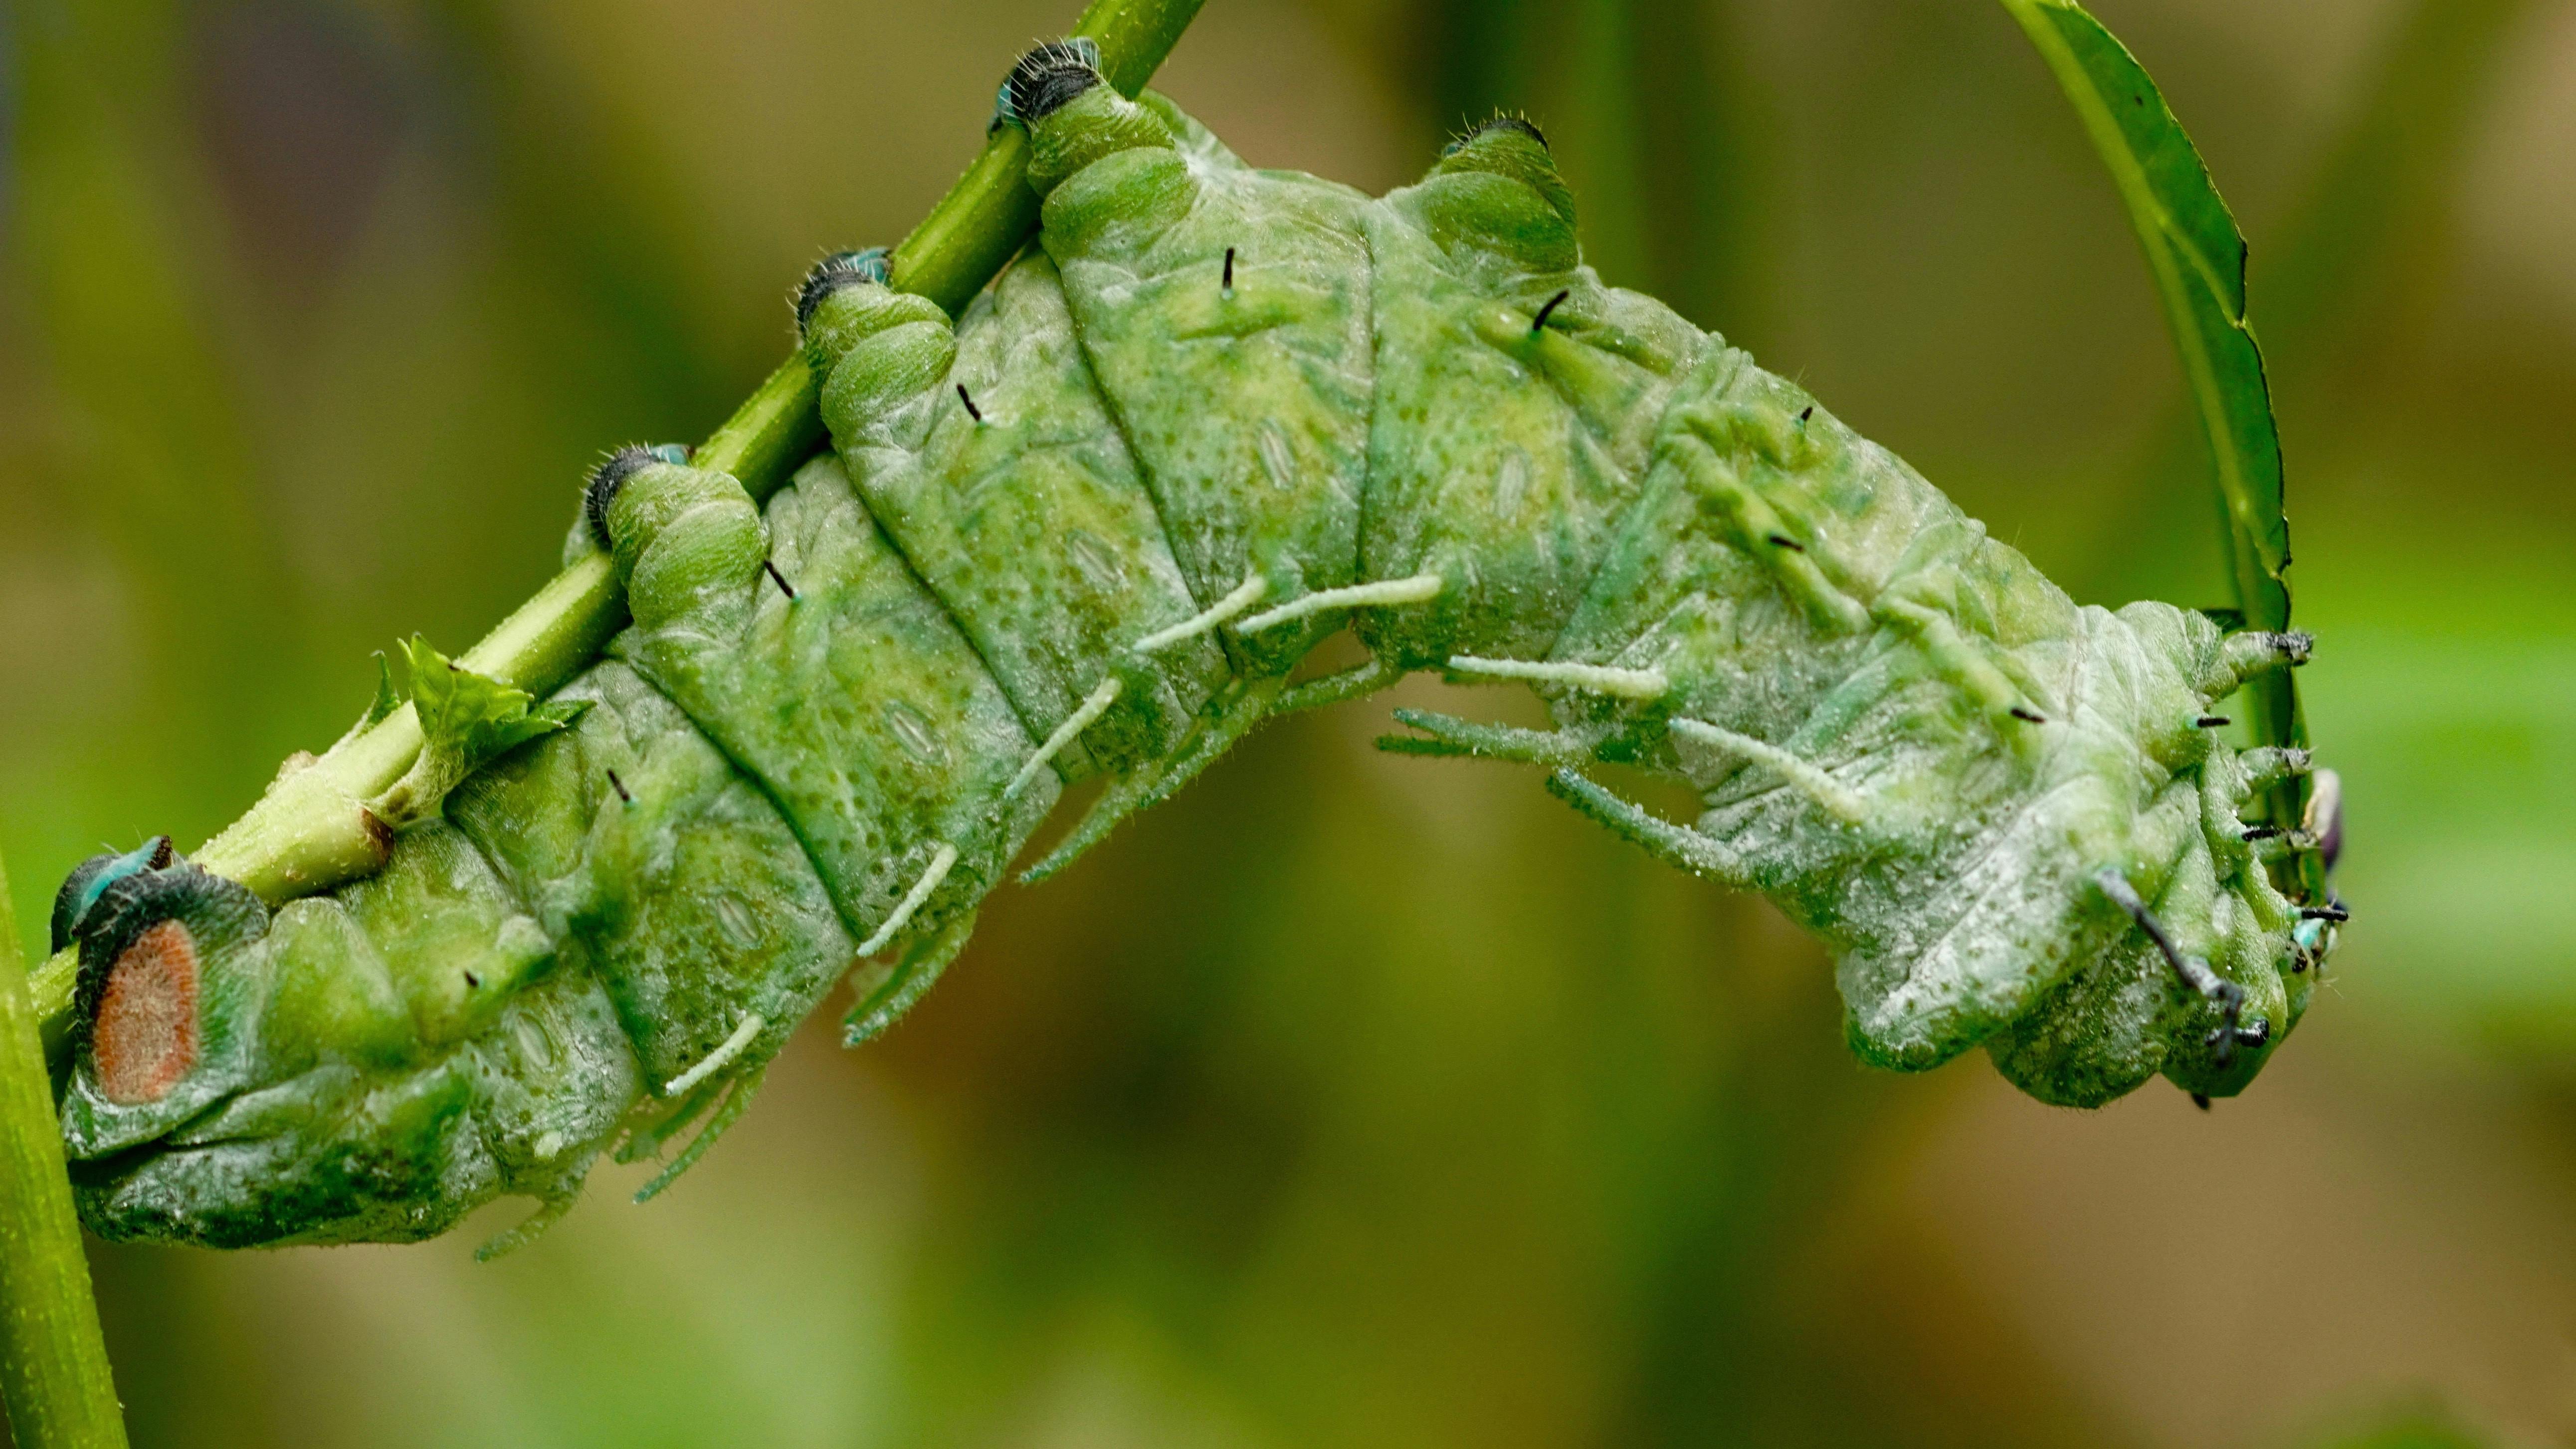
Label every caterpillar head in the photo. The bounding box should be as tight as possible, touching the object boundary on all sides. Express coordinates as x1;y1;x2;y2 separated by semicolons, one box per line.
2289;767;2346;975
2156;775;2348;1102
1406;115;1580;274
1986;749;2341;1110
2304;767;2344;875
2237;766;2348;1072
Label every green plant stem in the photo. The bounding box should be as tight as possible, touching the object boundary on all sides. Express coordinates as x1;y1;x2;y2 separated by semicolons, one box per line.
28;0;1208;1056
1997;0;2321;902
0;850;128;1448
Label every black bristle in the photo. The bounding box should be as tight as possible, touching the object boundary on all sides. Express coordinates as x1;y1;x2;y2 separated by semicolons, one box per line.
795;248;889;333
586;446;657;549
1004;39;1103;125
763;558;798;601
1531;289;1570;334
1447;114;1549;156
2010;706;2047;724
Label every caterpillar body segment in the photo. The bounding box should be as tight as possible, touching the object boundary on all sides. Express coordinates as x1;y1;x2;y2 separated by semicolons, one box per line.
1356;122;1711;673
1036;87;1380;678
49;52;2335;1249
606;452;1059;968
806;247;1225;783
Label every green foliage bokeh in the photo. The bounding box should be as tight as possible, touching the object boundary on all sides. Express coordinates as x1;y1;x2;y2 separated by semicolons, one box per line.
3;0;2571;1445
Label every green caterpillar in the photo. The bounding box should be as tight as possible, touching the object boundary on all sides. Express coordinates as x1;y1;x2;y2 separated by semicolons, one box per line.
47;40;2340;1251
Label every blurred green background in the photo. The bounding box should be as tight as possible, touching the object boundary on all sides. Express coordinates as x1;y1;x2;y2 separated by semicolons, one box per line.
4;0;2573;1444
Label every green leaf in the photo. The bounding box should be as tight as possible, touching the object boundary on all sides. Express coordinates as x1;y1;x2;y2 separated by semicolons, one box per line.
363;650;403;730
2000;0;2317;891
321;651;408;758
368;636;587;829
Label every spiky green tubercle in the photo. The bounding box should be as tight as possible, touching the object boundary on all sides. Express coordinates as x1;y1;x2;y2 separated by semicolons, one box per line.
50;52;2335;1250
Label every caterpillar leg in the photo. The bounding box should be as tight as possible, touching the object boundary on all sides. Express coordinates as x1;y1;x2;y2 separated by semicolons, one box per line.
844;908;980;1046
474;1190;581;1262
854;843;958;958
1377;708;1604;768
663;1013;764;1098
1234;573;1444;638
1134;573;1268;654
1444;655;1668;701
2215;629;2314;691
1441;650;1679;778
1019;676;1288;883
632;1065;765;1205
1375;647;1660;767
1007;681;1124;801
1273;654;1408;717
1544;769;1753;887
1667;718;1866;826
2238;745;2314;793
616;1073;728;1170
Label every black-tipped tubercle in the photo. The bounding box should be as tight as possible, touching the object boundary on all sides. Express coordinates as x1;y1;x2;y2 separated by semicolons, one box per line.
999;38;1103;126
586;444;688;549
1444;115;1549;157
51;836;174;954
794;247;891;333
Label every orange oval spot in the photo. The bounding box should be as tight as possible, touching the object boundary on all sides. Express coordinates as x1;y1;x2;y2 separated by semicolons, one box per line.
94;919;201;1105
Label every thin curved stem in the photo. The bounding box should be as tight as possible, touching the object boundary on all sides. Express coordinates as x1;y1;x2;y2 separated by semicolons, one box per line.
0;849;128;1447
1997;0;2320;901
